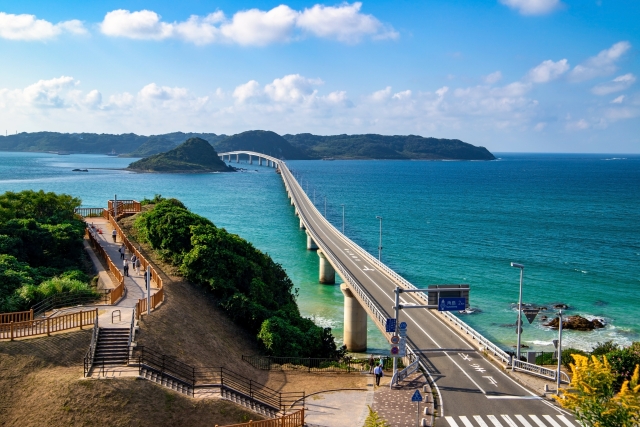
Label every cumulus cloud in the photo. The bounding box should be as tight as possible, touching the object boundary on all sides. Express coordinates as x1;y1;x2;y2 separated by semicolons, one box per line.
525;59;569;83
591;73;636;96
484;71;503;84
611;95;625;104
499;0;563;15
566;118;590;131
0;12;86;40
99;3;396;45
569;41;631;82
233;74;332;106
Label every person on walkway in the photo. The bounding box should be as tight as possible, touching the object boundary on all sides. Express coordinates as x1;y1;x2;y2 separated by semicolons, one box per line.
374;364;384;386
120;243;126;259
131;254;137;266
112;229;117;242
135;258;141;275
369;355;375;374
123;259;129;277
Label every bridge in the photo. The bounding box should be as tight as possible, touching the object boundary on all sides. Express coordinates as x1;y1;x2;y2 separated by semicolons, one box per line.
219;151;577;426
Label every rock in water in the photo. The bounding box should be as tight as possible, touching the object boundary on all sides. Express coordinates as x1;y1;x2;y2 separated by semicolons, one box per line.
545;315;605;331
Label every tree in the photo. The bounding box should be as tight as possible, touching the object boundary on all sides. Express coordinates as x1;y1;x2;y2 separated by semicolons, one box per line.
554;354;640;427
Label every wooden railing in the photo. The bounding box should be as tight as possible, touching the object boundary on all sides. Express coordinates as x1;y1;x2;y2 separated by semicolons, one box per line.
75;207;109;218
108;200;141;218
0;308;98;340
86;228;125;305
0;310;33;324
219;409;304;427
135;288;164;318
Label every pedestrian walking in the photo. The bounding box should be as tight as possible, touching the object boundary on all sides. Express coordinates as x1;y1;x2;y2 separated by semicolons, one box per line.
374;364;384;386
123;259;129;277
144;270;148;289
368;354;375;374
120;243;126;259
135;258;141;274
112;229;117;242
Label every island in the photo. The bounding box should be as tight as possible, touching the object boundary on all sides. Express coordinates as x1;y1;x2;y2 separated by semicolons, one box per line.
127;137;233;173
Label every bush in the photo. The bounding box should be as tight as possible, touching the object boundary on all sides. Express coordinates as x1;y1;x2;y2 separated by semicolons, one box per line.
592;341;620;358
606;345;640;391
562;348;589;369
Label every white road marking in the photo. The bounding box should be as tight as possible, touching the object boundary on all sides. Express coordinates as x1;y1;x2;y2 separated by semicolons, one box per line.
445;416;460;427
487;415;504;427
473;415;490;427
500;415;519;427
483;376;498;386
515;415;533;427
459;353;473;361
542;415;563;427
459;416;475;427
556;415;576;426
486;396;541;400
528;415;548;427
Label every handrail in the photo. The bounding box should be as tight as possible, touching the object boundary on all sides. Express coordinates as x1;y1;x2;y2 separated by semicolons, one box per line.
1;308;98;341
0;309;33;324
31;289;106;318
84;315;100;377
512;359;570;384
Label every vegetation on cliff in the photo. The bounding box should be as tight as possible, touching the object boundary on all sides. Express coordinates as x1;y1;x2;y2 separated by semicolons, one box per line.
0;190;97;312
128;138;232;173
215;130;311;160
134;198;344;358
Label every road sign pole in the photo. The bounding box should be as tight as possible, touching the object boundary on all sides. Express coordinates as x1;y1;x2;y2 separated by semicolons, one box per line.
417;401;419;427
557;309;563;392
393;286;400;384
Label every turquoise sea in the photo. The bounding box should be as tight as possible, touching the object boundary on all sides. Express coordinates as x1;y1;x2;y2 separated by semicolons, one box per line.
1;152;639;354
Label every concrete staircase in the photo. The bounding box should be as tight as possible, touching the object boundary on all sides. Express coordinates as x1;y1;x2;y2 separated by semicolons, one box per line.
139;366;194;396
94;328;130;367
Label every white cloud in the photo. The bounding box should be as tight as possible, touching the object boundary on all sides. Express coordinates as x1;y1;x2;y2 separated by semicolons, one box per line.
525;59;569;83
99;3;396;45
499;0;563;15
591;73;636;96
22;76;79;107
392;90;411;100
566;118;590;131
0;12;86;40
296;2;398;42
264;74;323;102
100;10;173;40
233;80;262;103
569;41;632;82
533;122;547;131
370;87;392;102
484;71;503;84
611;95;625;104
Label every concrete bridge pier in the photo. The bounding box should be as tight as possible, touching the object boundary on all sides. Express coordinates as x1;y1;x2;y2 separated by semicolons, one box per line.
306;231;318;250
318;250;335;284
236;154;239;163
249;155;253;164
340;284;367;352
259;157;262;166
299;217;305;229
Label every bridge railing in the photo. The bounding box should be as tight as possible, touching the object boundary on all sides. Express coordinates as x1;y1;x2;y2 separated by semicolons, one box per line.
512;359;570;384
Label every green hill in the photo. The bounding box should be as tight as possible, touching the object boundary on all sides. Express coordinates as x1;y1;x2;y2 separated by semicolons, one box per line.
214;130;311;160
282;133;496;160
128;138;232;173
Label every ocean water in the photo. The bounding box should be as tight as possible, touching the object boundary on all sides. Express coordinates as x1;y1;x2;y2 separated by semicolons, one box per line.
1;151;638;354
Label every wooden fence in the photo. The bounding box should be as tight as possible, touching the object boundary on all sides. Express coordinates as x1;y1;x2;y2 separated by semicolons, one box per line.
0;308;98;340
86;228;125;305
218;409;304;427
75;208;109;218
108;200;141;218
0;310;33;324
135;288;164;318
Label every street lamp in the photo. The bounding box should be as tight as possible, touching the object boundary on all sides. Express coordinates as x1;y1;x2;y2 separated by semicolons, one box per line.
341;204;345;234
324;196;327;217
556;308;564;393
511;262;525;361
376;216;383;261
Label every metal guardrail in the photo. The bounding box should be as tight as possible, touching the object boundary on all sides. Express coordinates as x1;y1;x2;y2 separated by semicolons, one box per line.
83;315;100;377
512;359;570;384
31;289;106;318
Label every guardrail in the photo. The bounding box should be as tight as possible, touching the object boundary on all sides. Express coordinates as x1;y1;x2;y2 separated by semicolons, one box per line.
222;409;305;427
1;308;98;340
135;288;164;319
0;310;33;324
512;359;570;384
31;289;107;318
75;207;109;218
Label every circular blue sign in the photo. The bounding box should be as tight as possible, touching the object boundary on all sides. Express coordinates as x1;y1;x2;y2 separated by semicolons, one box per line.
399;322;407;329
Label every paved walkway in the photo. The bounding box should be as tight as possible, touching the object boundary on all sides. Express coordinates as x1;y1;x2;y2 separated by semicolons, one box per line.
304;387;372;427
372;371;434;427
81;217;159;328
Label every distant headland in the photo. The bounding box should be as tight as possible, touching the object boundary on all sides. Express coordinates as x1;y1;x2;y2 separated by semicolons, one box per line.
0;130;496;161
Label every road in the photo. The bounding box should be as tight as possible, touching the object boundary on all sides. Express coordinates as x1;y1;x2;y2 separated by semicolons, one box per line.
221;152;578;427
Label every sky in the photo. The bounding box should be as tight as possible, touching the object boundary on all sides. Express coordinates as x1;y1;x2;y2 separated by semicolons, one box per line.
0;0;638;153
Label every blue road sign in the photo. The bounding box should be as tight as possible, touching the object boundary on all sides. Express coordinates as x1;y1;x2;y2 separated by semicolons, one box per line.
399;321;407;330
411;390;423;402
438;297;466;311
385;318;397;333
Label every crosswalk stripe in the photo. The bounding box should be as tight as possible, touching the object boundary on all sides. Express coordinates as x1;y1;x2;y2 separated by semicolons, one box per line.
529;415;548;427
515;415;533;427
556;415;576;427
459;416;475;427
445;416;461;427
501;415;519;427
542;415;563;427
473;415;490;427
487;415;504;427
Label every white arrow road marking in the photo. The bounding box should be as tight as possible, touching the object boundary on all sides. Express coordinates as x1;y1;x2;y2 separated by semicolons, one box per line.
458;353;472;361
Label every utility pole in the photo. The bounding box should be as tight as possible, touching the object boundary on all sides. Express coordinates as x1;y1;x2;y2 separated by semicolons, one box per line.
556;309;563;392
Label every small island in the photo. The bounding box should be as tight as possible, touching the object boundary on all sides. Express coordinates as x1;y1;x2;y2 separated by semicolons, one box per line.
127;137;233;173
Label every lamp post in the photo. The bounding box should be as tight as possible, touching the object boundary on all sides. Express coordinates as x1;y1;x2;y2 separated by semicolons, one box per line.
324;196;327;217
341;204;345;234
556;309;564;393
376;216;383;261
511;262;525;361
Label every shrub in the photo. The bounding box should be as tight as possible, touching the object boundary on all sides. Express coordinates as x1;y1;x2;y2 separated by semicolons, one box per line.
592;341;620;358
